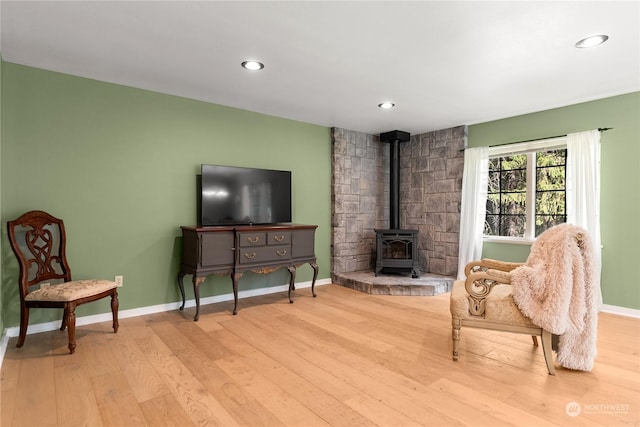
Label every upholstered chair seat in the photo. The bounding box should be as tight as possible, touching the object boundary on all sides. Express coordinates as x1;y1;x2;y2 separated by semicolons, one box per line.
25;279;118;302
450;281;534;327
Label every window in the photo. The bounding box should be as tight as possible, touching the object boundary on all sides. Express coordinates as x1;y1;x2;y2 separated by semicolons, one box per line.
484;139;567;240
535;149;567;235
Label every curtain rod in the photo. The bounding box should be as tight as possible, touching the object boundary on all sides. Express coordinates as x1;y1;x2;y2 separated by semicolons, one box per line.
489;127;612;147
460;127;612;151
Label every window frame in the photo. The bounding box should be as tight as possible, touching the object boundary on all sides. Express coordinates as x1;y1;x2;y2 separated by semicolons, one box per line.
483;136;567;244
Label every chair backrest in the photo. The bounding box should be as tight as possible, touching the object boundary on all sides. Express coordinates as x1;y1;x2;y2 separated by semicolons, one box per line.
7;210;72;299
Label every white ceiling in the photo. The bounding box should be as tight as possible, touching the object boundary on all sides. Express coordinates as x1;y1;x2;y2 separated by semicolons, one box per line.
1;1;638;135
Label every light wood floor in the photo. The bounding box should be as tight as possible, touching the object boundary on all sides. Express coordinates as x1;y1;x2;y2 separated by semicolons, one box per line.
1;284;639;426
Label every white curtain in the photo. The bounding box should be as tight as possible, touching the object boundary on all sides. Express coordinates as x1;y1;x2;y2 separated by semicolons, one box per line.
566;130;602;307
457;147;489;280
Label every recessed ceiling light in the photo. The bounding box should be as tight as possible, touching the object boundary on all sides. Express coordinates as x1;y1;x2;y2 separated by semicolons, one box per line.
575;35;609;48
378;102;396;109
241;60;264;71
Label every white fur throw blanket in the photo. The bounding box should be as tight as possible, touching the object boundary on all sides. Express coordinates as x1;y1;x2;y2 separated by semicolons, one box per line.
511;223;598;371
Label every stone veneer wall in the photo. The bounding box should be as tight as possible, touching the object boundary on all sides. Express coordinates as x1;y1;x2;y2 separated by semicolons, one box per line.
400;126;466;276
331;128;386;275
331;125;466;278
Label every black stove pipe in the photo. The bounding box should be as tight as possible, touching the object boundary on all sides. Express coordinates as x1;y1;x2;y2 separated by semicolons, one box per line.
389;139;400;230
380;130;411;231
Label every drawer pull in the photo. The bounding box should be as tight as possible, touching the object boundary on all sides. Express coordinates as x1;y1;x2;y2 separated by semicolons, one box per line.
247;236;260;243
244;252;257;259
274;235;285;242
276;250;288;257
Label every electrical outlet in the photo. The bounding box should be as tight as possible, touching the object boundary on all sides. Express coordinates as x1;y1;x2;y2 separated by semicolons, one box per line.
115;275;123;287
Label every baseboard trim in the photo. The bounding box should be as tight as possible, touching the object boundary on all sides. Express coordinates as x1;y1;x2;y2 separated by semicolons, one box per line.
0;278;330;367
600;304;640;318
0;333;10;365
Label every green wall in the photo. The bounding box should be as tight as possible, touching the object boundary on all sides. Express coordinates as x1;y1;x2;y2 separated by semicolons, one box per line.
468;92;640;310
0;57;3;336
1;62;332;328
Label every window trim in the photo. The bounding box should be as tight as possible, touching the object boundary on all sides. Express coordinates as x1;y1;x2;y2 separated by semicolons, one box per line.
483;235;535;245
484;136;567;243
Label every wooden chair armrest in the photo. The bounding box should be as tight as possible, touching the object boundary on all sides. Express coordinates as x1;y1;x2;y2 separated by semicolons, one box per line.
464;269;512;299
464;258;524;277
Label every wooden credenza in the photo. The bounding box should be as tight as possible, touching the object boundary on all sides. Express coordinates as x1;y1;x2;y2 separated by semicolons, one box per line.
178;224;318;320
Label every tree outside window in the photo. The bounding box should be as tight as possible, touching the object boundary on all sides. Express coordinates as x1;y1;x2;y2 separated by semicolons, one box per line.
485;149;566;239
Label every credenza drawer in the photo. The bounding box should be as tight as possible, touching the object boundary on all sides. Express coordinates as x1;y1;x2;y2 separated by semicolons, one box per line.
239;231;291;247
238;232;266;247
267;231;291;245
238;245;291;264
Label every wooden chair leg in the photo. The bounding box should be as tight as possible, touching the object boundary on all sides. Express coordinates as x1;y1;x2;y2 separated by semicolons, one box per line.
111;290;119;333
60;308;68;331
552;333;560;351
17;305;29;348
541;329;556;375
452;320;461;361
66;304;77;354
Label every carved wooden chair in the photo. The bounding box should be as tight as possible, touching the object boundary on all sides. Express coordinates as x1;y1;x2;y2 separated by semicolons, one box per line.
450;259;556;375
7;210;120;354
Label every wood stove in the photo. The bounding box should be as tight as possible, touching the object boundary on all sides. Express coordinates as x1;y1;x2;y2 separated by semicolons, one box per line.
375;228;420;278
375;130;420;278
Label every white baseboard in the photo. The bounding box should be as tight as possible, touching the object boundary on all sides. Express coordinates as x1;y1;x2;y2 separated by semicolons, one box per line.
0;333;10;364
0;278;330;367
600;304;640;318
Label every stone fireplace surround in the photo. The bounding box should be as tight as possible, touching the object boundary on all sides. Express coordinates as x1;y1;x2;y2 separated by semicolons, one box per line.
331;126;466;294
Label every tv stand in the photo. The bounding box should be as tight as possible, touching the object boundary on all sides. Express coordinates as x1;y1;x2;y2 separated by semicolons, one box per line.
178;224;318;320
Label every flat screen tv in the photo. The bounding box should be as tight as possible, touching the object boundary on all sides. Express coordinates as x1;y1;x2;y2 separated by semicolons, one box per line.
200;164;292;226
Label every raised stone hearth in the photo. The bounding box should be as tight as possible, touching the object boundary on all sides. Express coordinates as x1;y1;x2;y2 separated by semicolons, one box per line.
332;271;454;296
